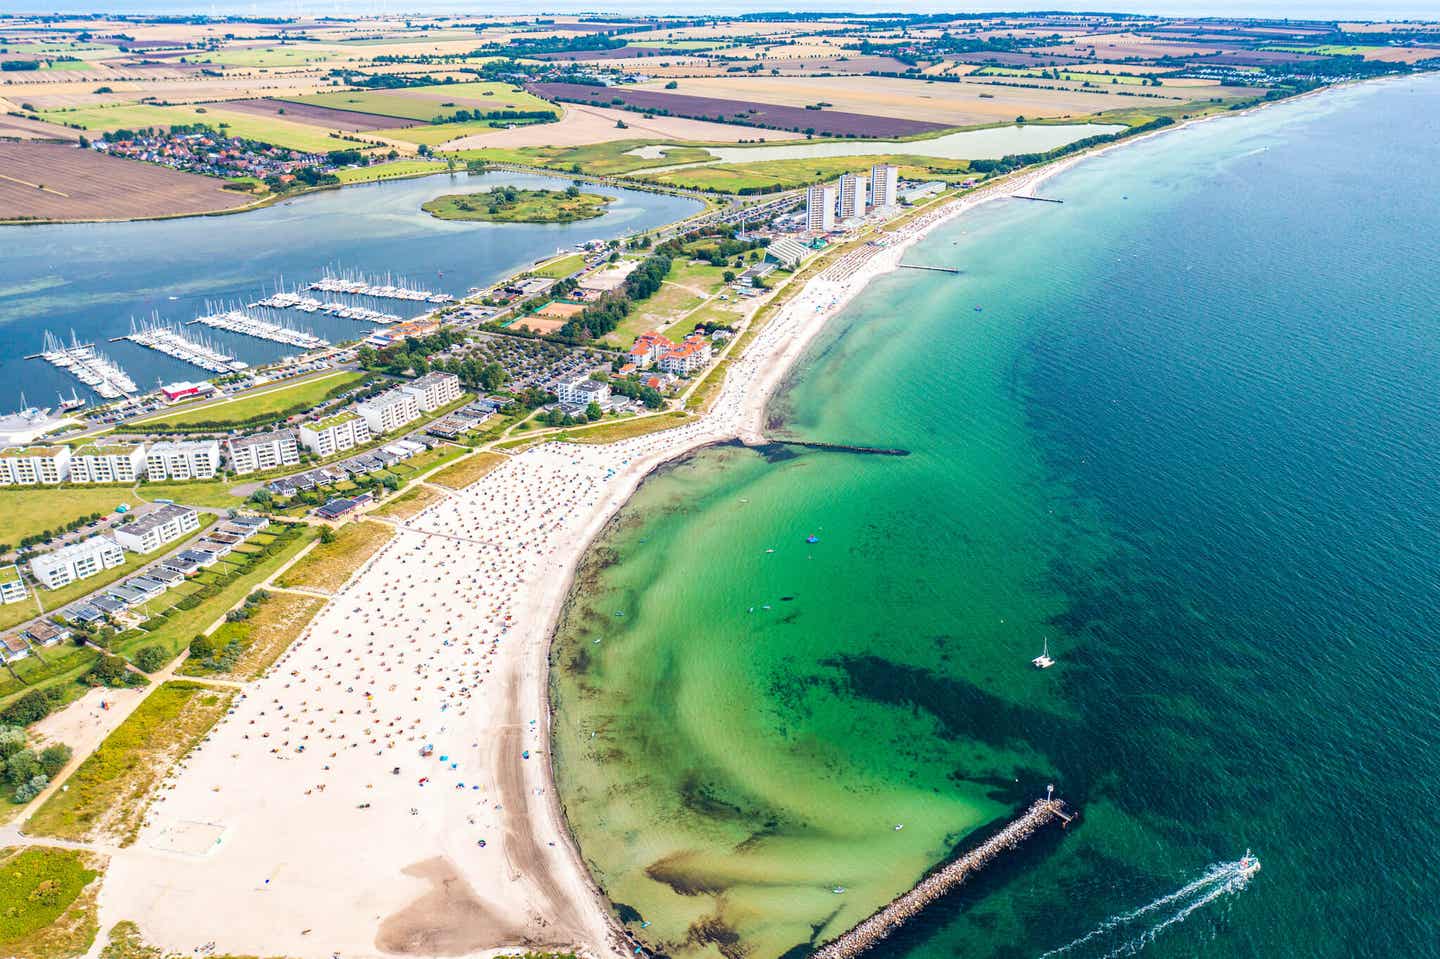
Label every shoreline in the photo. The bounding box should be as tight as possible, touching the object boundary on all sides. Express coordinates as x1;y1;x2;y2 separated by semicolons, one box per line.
532;81;1347;958
81;79;1331;959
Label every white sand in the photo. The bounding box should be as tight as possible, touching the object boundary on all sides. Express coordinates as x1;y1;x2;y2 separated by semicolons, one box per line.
91;165;1073;959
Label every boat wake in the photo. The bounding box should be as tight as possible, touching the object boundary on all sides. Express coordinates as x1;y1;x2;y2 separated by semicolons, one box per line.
1038;854;1260;959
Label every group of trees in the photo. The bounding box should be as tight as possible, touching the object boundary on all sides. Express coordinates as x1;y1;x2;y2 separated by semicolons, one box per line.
607;375;665;409
556;250;673;343
968;115;1176;176
0;726;72;804
356;329;509;394
431;108;554;125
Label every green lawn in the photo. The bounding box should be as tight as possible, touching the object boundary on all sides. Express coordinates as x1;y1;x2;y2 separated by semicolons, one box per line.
114;524;317;664
334;159;450;183
129;370;366;429
532;252;587;279
25;681;238;844
449;139;715;176
600;258;730;346
39;103;354;152
132;481;247;510
0;487;132;549
646;153;966;193
0;846;101;957
0;645;102;716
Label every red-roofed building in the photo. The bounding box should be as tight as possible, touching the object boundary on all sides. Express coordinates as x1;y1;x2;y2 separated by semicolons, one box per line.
658;334;713;376
628;330;676;370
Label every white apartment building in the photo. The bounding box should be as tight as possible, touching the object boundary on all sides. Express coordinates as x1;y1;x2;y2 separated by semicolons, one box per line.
68;443;147;484
299;411;371;457
399;371;462;412
838;172;868;220
556;377;611;407
145;440;221;481
870;163;899;209
0;566;28;605
356;389;421;436
0;446;71;485
227;429;300;476
29;535;125;590
114;503;201;554
806;184;837;232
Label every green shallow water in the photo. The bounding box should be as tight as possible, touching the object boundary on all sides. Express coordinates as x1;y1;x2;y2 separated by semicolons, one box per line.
552;75;1440;959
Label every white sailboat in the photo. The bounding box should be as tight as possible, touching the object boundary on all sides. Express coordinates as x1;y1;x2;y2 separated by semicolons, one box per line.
1032;638;1055;669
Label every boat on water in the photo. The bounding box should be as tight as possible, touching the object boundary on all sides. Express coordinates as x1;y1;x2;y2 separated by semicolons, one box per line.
58;389;85;412
1032;638;1055;669
1239;850;1261;876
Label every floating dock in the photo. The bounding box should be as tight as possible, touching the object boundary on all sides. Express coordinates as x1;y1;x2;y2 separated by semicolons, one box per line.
120;319;247;374
308;268;453;304
189;309;328;350
812;797;1075;959
32;330;137;399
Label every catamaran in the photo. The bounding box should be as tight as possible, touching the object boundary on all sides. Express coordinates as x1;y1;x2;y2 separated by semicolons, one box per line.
1032;638;1055;669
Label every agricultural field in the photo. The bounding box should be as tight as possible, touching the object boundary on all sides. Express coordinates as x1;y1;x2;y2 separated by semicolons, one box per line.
130;370;367;429
220;96;417;131
634;75;1225;130
529;81;950;138
282;81;557;122
25;681;238;844
0;142;250;222
40;102;359;153
185;44;347;68
377;119;510;146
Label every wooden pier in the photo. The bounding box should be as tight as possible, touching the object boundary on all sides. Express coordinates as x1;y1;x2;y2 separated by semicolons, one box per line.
898;263;961;274
1011;194;1064;204
811;797;1074;959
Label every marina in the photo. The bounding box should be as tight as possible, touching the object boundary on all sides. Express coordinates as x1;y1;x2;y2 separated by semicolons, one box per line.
308;268;454;304
120;319;248;375
33;330;137;399
189;308;330;350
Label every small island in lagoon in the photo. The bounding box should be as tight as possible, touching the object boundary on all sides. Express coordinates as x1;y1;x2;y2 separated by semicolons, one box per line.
422;184;614;223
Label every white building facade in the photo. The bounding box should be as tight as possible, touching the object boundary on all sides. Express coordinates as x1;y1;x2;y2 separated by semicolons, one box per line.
399;372;462;412
838;172;868;220
806;184;837;232
145;440;221;481
299;412;371;457
356;389;422;436
227;430;300;476
114;504;201;554
68;443;147;484
556;377;611;407
29;535;125;589
870;163;899;209
0;446;71;485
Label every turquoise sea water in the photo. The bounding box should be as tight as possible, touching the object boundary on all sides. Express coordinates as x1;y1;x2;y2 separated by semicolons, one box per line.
552;74;1440;959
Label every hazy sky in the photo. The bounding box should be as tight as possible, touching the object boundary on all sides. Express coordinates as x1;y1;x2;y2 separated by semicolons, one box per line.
0;0;1431;21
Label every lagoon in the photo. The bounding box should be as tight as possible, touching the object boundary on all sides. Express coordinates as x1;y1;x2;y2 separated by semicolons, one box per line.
0;171;699;411
628;122;1127;166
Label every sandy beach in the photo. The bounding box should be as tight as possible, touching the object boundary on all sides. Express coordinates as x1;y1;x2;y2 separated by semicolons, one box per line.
88;159;1085;959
